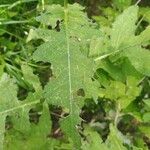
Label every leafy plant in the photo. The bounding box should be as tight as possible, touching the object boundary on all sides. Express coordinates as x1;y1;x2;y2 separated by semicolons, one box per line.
0;0;150;149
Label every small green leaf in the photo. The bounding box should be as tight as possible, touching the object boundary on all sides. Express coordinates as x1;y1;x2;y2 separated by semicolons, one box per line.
111;6;138;49
0;72;41;149
100;76;141;109
21;64;42;92
82;127;108;150
140;7;150;23
82;124;128;150
144;99;150;108
112;0;132;10
143;112;150;122
4;102;52;150
123;47;150;76
106;124;128;150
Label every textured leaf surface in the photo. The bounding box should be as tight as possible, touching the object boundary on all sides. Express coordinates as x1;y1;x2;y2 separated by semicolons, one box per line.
100;76;141;109
140;7;150;23
112;0;132;10
21;64;42;92
82;124;128;150
0;65;42;149
0;64;42;149
106;124;128;150
82;127;108;150
4;102;52;150
123;47;150;76
30;3;99;148
111;5;138;49
92;6;150;76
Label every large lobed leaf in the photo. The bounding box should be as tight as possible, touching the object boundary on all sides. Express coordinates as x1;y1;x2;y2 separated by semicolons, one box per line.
28;3;100;148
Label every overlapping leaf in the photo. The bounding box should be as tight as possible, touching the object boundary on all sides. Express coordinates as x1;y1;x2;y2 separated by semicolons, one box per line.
99;76;141;109
90;5;150;76
82;127;108;150
4;102;52;150
82;124;128;150
111;5;138;49
0;65;42;149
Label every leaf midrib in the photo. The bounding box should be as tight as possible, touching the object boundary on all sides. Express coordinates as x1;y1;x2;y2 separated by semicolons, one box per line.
64;5;73;114
94;40;150;62
0;100;39;115
64;4;75;141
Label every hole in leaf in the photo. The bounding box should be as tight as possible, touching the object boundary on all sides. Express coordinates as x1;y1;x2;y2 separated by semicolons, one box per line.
17;86;29;101
34;62;52;88
49;105;64;139
118;115;139;135
135;19;149;36
48;25;52;30
29;109;40;124
5;116;13;130
55;20;61;32
77;88;85;97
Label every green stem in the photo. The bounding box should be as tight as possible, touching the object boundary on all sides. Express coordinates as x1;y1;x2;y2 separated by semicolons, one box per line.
42;0;45;11
114;102;120;127
135;0;141;5
64;0;68;8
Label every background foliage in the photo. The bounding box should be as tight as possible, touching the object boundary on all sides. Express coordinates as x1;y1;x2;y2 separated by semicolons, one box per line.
0;0;150;150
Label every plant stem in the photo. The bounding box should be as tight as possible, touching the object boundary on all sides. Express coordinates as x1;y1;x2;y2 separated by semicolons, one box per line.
135;0;141;5
64;0;68;8
114;103;121;127
42;0;45;11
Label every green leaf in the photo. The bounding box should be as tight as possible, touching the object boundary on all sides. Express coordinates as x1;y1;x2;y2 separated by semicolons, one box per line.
82;124;128;150
139;124;150;138
0;115;5;150
0;74;18;150
103;80;126;100
123;47;150;76
121;58;142;80
21;64;42;92
143;99;150;108
36;4;64;28
132;146;144;150
92;6;139;61
11;65;42;132
111;6;138;49
84;79;100;103
112;0;132;10
89;35;111;57
93;6;150;76
140;7;150;23
143;112;150;122
106;124;128;150
29;3;99;149
82;127;108;150
128;26;150;47
0;74;40;149
4;102;53;150
98;59;126;82
100;76;141;109
0;57;5;78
